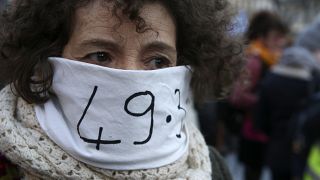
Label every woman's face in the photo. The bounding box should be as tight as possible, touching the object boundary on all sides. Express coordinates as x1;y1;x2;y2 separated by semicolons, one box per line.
262;30;288;57
63;1;177;70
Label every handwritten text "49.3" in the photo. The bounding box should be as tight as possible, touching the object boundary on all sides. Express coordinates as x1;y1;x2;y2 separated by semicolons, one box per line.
77;86;187;150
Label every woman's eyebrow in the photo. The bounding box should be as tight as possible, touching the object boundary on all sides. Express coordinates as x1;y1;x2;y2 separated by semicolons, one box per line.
78;39;123;54
142;41;177;54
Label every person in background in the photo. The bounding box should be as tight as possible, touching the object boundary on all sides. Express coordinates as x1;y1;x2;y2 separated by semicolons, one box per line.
290;18;320;180
229;10;289;180
296;17;320;91
296;17;320;63
256;47;319;180
0;0;243;179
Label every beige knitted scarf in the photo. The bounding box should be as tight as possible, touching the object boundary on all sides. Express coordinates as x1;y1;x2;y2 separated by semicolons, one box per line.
0;86;212;180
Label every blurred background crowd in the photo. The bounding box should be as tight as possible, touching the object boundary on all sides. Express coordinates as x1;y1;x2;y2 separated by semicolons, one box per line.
196;0;320;180
1;0;320;179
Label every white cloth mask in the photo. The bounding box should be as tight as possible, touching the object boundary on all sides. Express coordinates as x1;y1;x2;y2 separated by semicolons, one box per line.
35;57;191;170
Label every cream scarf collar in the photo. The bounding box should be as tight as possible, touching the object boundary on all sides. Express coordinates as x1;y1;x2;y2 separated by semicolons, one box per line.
0;86;211;179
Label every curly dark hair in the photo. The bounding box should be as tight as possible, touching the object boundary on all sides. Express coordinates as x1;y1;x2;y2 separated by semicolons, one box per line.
245;10;289;41
0;0;243;104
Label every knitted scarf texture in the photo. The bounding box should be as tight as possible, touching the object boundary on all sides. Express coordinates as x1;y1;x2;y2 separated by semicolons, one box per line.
0;86;211;179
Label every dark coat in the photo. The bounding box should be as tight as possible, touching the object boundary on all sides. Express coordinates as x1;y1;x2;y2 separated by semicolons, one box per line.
256;67;312;173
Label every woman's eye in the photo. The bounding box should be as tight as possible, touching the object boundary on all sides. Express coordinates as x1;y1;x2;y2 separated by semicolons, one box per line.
82;52;111;63
147;56;171;70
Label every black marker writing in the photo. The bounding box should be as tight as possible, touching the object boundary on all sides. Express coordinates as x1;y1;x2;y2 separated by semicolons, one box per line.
175;89;186;138
124;91;155;145
77;86;121;150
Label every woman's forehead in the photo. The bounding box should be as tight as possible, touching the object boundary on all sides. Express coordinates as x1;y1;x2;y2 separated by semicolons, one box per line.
74;1;175;30
70;1;176;46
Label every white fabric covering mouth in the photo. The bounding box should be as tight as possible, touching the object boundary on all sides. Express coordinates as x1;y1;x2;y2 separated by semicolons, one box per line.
35;57;192;170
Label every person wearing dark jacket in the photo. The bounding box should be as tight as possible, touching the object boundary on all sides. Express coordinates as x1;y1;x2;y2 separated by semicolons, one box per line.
256;47;320;180
291;17;320;179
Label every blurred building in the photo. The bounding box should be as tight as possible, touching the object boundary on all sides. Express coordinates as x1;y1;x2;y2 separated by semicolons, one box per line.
0;0;7;11
229;0;320;33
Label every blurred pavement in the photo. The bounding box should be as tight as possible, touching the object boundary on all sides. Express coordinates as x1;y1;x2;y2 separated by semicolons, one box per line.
225;152;272;180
